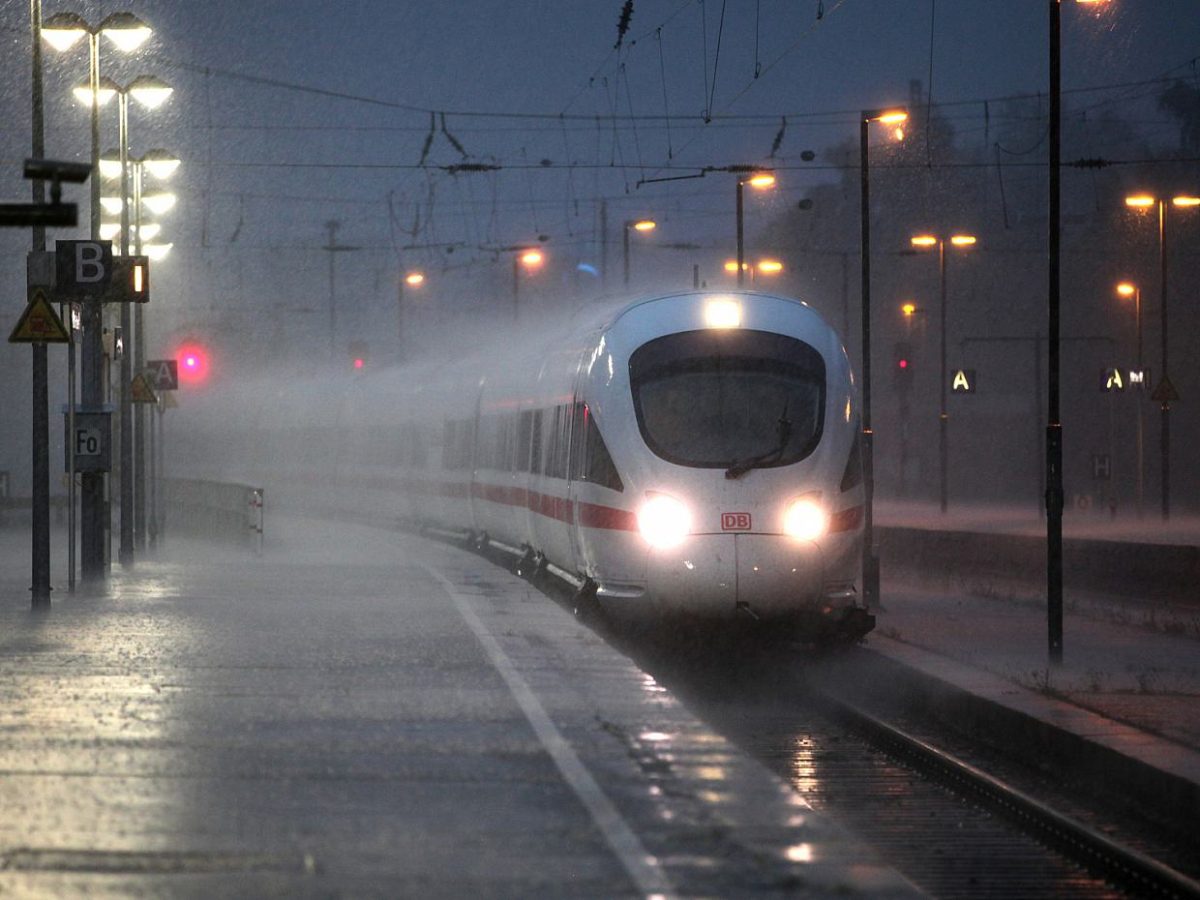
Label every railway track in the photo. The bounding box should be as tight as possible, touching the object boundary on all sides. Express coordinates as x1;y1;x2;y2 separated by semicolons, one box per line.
609;632;1200;900
362;516;1200;898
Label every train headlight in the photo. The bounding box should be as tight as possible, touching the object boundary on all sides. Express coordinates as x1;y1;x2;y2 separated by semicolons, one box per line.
783;497;828;542
637;493;692;549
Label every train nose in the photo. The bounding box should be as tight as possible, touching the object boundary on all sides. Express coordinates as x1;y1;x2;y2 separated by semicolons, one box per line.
642;534;825;618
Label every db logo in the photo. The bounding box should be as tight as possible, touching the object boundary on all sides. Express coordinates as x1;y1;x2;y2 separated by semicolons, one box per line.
721;512;752;531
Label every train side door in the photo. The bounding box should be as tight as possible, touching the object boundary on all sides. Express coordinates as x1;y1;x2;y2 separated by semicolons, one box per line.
563;351;590;574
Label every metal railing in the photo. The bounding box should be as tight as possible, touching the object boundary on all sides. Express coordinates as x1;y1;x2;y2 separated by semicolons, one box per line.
160;478;263;555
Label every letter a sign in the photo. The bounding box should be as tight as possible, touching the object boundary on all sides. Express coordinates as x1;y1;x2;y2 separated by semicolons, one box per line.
54;240;113;298
951;368;976;393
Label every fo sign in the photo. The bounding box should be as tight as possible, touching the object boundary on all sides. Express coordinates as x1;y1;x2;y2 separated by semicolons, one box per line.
62;411;111;473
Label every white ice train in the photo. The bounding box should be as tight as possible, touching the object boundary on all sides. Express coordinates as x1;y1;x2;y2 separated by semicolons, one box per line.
187;290;872;639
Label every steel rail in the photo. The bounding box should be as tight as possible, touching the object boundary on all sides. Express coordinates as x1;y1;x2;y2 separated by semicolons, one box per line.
817;693;1200;900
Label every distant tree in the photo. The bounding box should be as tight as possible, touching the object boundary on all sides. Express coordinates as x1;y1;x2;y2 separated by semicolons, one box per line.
1157;80;1200;155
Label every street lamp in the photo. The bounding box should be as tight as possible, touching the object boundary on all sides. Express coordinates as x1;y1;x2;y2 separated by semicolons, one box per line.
736;171;775;287
623;219;656;288
76;74;171;566
1115;281;1144;517
397;271;424;361
1123;192;1197;521
910;232;976;513
100;144;178;552
859;106;908;609
723;258;784;281
513;248;544;319
43;9;153;583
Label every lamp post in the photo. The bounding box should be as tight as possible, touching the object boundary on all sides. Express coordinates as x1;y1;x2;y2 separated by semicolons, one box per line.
80;75;171;566
911;233;976;513
859;107;908;610
101;145;177;551
398;270;424;361
1123;193;1197;522
623;219;656;288
512;249;543;319
29;0;50;607
43;10;152;581
735;172;775;287
323;220;361;361
1115;281;1144;517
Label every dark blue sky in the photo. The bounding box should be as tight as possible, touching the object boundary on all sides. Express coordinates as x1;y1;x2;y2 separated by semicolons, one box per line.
2;1;1198;357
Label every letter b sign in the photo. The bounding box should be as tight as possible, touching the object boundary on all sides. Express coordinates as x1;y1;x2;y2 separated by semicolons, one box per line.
54;240;113;298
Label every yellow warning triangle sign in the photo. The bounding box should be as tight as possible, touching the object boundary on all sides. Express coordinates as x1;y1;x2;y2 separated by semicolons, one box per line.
9;289;69;344
131;372;158;404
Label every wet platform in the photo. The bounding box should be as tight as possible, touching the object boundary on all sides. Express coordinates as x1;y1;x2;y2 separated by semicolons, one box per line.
866;499;1200;823
0;518;913;898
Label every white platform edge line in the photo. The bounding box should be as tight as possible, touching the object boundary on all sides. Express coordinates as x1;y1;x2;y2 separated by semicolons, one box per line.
423;563;675;900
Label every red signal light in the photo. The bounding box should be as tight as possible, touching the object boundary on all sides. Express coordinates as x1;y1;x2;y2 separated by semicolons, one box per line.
898;358;908;370
175;342;210;384
353;357;365;370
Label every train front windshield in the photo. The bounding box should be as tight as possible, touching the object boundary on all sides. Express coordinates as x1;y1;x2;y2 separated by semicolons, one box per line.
629;329;826;469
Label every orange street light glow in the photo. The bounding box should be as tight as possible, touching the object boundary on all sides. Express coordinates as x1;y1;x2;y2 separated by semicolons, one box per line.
404;272;425;286
901;302;917;316
632;219;657;231
757;259;784;274
519;250;543;267
877;111;908;125
1125;195;1155;208
746;173;776;189
1173;196;1200;207
911;235;938;247
950;235;977;247
1116;282;1136;297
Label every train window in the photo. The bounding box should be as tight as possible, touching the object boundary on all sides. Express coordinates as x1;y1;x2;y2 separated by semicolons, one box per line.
629;329;826;469
544;404;569;479
572;403;623;492
529;410;543;474
518;410;534;472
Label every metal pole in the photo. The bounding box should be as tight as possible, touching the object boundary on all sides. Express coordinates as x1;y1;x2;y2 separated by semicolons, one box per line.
396;277;405;361
147;394;156;548
1046;0;1064;664
80;30;105;582
859;116;879;609
1135;287;1144;517
30;0;51;609
599;199;608;290
133;162;146;551
736;179;746;288
156;405;165;544
623;223;631;288
512;256;519;319
117;92;133;567
1157;200;1170;521
326;220;338;361
939;240;948;514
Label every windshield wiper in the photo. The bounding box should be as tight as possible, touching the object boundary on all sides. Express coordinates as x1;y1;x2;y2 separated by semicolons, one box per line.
724;402;792;479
